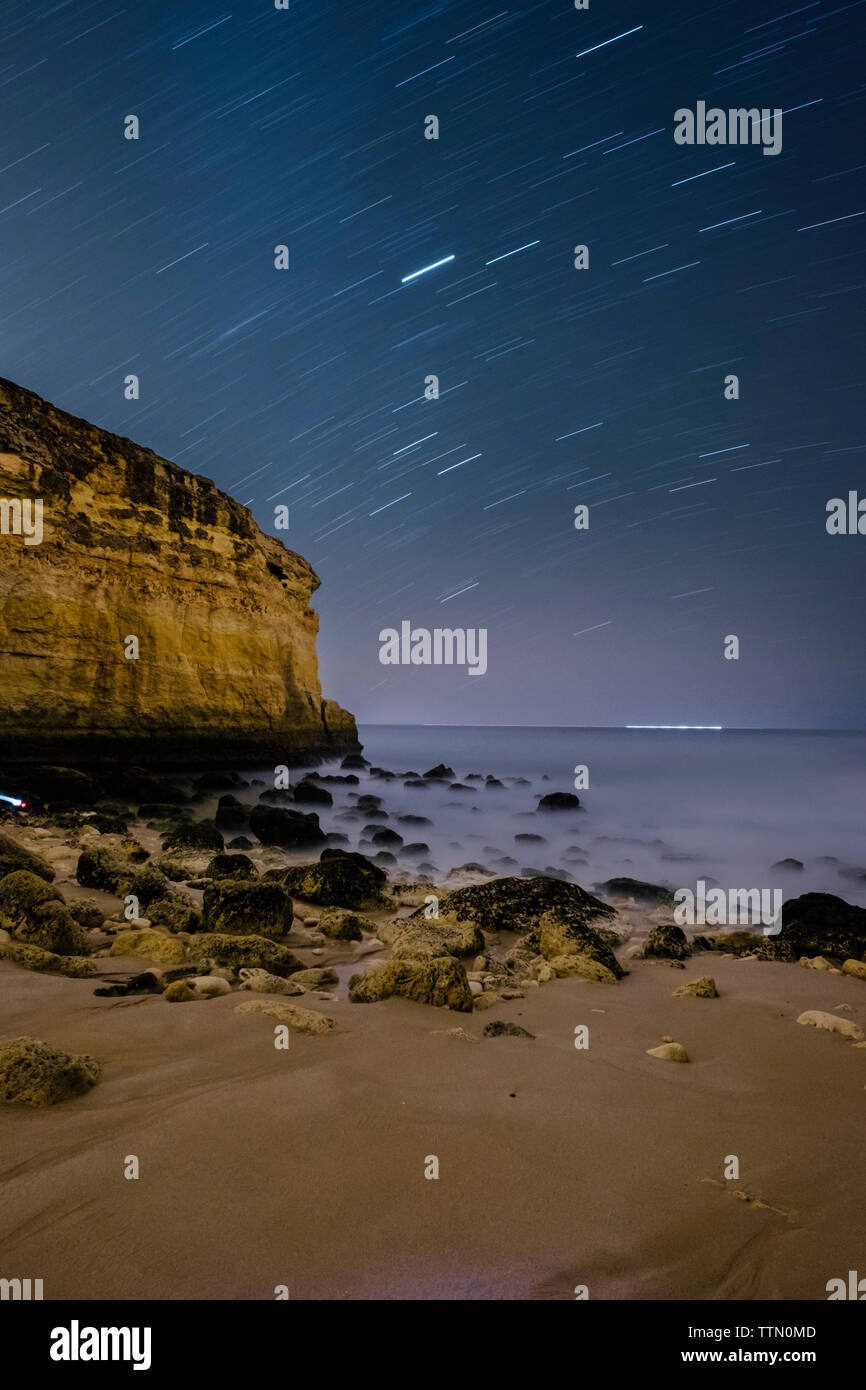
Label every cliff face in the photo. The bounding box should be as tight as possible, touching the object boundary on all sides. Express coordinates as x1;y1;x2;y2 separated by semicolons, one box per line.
0;377;358;763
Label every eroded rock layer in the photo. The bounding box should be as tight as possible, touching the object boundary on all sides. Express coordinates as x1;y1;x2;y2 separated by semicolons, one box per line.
0;377;358;762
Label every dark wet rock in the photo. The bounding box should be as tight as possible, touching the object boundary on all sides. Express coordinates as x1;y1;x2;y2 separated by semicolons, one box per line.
147;898;201;934
266;852;387;909
763;893;866;963
483;1021;535;1040
404;780;429;789
292;779;333;807
839;866;866;882
214;795;248;831
257;788;293;804
204;853;258;880
77;845;154;897
103;767;187;804
138;802;189;822
515;833;546;843
227;835;254;850
416;863;438;876
399;815;432;827
773;858;804;871
373;852;397;867
193;771;249;793
494;855;519;868
597;877;675;906
341;753;370;769
249;804;325;847
423;764;455;780
448;783;472;792
0;1036;100;1107
190;933;302;976
0;871;88;955
507;777;531;787
537;791;581;811
400;842;431;858
465;774;483;781
90;813;129;834
447;862;490;876
324;832;350;845
202;880;293;940
16;765;103;806
349;956;472;1011
369;766;397;780
642;922;691;960
318;908;365;941
0;831;54;883
355;793;383;810
161;819;224;853
319;773;359;785
371;828;403;847
485;777;505;788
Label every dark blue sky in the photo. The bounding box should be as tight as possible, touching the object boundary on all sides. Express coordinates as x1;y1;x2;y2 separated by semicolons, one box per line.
2;0;864;727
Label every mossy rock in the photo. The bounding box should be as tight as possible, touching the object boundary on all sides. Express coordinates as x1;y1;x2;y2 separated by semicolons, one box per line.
67;900;106;931
109;928;187;964
349;957;473;1011
204;853;258;880
163;979;198;1003
766;893;866;963
268;853;387;909
0;831;55;883
75;846;170;906
642;922;691;961
537;910;624;977
317;908;365;941
161;819;224;853
147;898;201;934
0;870;88;955
189;932;302;977
549;952;618;983
0;939;97;977
421;874;615;937
673;976;718;998
202;880;293;939
0;1036;100;1106
385;916;485;960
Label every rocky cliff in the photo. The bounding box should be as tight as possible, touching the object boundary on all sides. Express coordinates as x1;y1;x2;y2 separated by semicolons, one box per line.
0;377;358;763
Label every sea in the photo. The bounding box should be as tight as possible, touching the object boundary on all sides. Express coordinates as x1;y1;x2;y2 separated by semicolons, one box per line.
295;725;866;907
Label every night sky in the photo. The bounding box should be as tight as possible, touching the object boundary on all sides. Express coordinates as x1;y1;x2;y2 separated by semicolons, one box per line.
2;0;864;729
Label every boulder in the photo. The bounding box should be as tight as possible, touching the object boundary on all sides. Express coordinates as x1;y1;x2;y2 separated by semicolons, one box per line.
234;999;335;1033
349;957;473;1011
189;933;302;977
317;908;365;941
202;881;293;940
204;853;258;880
768;893;866;963
268;852;387;909
673;976;718;998
423;764;455;780
418;874;615;938
249;804;325;847
147;898;200;934
0;870;88;954
549;952;617;983
0;939;97;977
382;915;485;960
161;819;224;853
536;909;624;977
0;830;55;883
597;877;674;906
642;922;691;961
0;1036;100;1106
537;792;581;811
109;928;187;964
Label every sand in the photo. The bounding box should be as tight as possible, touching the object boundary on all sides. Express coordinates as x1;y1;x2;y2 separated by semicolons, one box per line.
2;942;864;1300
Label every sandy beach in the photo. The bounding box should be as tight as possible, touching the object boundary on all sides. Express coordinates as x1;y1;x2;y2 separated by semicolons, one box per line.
2;834;864;1301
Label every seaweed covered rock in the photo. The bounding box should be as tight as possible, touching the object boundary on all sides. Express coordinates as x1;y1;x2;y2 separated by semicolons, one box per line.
317;908;365;941
249;804;325;847
0;1036;100;1106
0;870;88;954
161;819;224;853
766;893;866;963
642;922;691;961
421;875;615;938
349;957;473;1011
202;880;293;939
76;846;172;904
0;831;55;883
268;852;387;909
382;916;485;960
0;938;98;977
147;898;201;934
109;928;187;964
536;909;624;978
204;852;258;880
673;976;719;998
189;932;302;977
